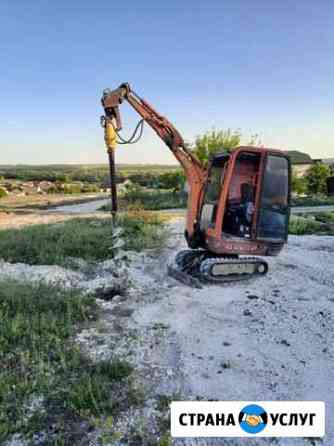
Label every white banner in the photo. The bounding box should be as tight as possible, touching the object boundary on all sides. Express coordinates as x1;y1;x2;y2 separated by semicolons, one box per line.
171;401;325;437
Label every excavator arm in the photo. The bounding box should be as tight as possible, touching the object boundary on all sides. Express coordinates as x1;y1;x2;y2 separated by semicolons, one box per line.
101;83;206;186
101;83;208;242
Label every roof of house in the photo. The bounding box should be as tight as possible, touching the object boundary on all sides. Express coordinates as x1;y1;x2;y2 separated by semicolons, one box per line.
321;158;334;165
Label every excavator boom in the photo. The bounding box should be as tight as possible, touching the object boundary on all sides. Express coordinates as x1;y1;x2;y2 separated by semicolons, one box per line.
101;83;204;175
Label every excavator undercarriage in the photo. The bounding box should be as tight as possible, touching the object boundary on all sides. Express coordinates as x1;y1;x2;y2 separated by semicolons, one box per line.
168;249;268;288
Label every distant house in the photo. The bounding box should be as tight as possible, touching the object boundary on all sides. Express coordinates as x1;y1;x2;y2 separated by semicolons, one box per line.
20;182;38;195
21;181;35;188
285;150;314;177
3;182;14;192
313;158;334;171
38;181;56;194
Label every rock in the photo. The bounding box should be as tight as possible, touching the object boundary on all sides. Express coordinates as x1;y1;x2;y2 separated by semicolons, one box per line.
220;360;231;369
243;309;252;316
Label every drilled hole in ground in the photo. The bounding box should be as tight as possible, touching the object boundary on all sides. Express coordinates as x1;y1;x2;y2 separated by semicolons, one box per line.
94;284;127;301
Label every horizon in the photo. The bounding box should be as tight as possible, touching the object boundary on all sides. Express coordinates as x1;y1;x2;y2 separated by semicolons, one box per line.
0;148;325;168
1;1;333;164
0;162;179;167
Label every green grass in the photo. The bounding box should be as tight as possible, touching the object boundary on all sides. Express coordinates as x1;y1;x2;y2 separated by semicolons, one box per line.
102;189;187;211
0;214;168;266
0;280;134;444
289;213;334;235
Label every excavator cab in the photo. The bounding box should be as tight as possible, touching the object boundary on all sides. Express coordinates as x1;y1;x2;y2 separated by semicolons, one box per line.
198;147;291;258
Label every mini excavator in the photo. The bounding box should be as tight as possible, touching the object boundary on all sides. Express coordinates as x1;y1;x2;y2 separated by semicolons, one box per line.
101;83;291;284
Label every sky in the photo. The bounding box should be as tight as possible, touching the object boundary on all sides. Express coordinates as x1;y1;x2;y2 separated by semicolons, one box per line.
0;0;333;165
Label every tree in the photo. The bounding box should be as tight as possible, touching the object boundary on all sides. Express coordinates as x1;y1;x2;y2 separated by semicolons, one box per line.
305;163;331;194
157;171;185;191
192;128;259;164
291;174;307;195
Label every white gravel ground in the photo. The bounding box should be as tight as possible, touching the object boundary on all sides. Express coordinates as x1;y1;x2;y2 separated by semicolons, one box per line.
123;220;334;446
1;217;333;446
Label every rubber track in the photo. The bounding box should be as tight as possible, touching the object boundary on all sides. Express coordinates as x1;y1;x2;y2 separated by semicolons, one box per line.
168;250;268;286
199;256;268;283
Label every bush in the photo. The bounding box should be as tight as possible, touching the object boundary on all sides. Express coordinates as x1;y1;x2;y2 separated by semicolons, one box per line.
118;187;187;211
0;187;8;198
124;190;187;211
81;183;100;193
127;172;156;187
0;214;168;266
312;212;334;225
63;183;82;194
289;215;334;235
156;171;185;191
306;163;331;194
46;185;59;194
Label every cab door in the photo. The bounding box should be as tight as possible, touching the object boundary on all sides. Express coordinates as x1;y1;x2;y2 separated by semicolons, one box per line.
199;163;224;230
256;154;291;242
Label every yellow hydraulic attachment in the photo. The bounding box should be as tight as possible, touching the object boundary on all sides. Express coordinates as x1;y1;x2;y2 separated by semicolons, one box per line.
104;119;117;152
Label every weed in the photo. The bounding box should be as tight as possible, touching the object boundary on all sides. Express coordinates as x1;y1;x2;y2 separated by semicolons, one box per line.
101;188;187;211
289;216;334;235
157;434;172;446
155;394;181;443
0;214;168;266
156;394;173;412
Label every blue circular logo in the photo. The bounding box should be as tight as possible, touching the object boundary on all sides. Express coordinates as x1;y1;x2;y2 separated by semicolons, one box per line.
239;404;268;434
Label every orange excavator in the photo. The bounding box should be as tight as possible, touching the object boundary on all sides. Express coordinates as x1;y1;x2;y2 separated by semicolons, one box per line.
101;83;291;284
